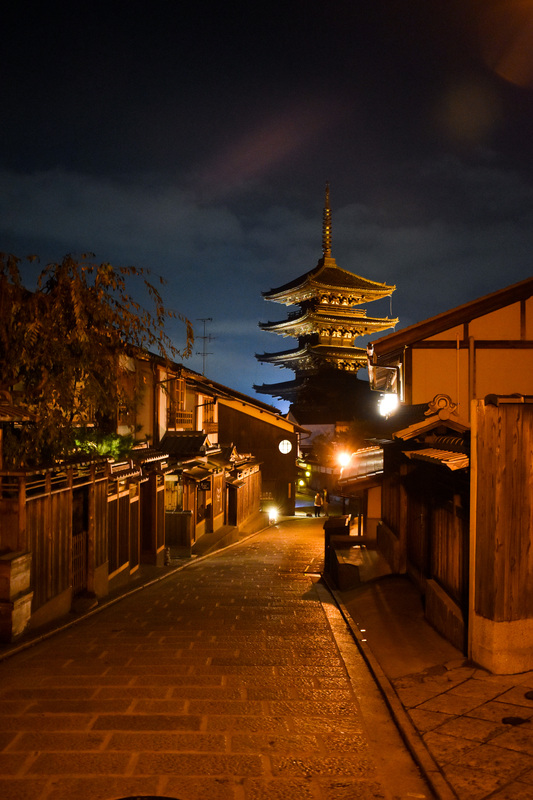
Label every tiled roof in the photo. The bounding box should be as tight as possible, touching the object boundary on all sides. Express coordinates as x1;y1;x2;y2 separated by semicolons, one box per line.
263;258;395;298
403;448;469;471
159;431;213;458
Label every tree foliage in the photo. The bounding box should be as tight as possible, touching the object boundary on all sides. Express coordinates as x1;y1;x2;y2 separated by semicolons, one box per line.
0;252;193;468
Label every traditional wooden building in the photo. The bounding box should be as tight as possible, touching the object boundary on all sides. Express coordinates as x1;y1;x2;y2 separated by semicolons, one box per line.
180;371;301;516
366;277;533;672
157;431;260;554
0;350;295;640
130;355;302;517
255;185;397;420
367;277;533;419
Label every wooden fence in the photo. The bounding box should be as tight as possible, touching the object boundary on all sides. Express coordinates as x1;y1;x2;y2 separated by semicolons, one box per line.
0;458;152;617
0;461;109;611
381;444;469;636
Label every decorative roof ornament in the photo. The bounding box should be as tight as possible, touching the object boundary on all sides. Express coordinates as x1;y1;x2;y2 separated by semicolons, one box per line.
425;393;458;419
322;182;332;258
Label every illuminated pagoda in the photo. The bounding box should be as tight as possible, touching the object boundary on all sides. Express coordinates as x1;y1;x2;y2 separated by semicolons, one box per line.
255;185;398;421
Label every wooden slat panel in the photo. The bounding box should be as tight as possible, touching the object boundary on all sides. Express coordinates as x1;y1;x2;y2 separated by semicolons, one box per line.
156;482;165;550
431;498;466;605
72;531;87;594
129;497;140;570
118;493;130;567
94;480;108;568
107;496;119;574
27;488;71;610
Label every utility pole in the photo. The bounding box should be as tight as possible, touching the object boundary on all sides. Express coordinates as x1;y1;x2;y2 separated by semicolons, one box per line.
196;317;215;376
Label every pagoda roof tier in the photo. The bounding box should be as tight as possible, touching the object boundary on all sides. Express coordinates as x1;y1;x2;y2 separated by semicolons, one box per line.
310;343;367;363
259;306;398;338
262;257;396;306
256;343;367;372
256;345;317;368
254;376;308;401
254;367;369;404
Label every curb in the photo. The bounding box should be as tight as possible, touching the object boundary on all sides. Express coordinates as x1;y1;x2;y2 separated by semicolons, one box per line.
320;574;458;800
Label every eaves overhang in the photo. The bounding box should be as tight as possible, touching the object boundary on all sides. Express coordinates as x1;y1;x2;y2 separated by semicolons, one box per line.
403;448;469;471
393;412;469;441
262;258;396;303
337;472;383;494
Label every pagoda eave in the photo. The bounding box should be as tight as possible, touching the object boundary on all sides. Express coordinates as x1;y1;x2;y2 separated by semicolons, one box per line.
254;377;309;402
259;316;399;338
263;258;396;306
257;343;367;374
256;347;310;364
310;344;367;359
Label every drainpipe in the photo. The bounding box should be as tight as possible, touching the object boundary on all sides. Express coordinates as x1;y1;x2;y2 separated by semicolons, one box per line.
151;363;159;445
456;334;460;415
468;336;475;422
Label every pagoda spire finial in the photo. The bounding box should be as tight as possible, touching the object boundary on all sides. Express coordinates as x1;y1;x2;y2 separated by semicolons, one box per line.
322;181;332;258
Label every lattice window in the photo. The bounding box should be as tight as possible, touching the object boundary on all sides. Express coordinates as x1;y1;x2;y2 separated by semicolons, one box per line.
203;400;216;423
167;378;190;428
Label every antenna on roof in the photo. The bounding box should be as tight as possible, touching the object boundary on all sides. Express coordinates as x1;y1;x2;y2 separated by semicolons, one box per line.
322;181;332;258
196;317;215;375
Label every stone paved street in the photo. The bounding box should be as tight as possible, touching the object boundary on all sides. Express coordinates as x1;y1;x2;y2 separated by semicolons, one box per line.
0;517;432;800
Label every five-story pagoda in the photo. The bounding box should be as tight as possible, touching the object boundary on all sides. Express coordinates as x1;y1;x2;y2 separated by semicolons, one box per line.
255;186;398;421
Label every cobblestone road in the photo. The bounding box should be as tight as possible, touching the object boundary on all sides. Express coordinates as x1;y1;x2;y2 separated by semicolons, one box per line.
0;517;433;800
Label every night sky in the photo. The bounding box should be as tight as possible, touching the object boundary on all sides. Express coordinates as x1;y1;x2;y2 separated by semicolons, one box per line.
2;1;533;411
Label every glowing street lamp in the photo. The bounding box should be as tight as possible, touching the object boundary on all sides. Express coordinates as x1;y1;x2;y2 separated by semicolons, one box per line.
379;392;399;417
338;451;351;469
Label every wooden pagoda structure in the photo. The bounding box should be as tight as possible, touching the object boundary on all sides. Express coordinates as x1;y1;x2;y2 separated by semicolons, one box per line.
255;186;398;420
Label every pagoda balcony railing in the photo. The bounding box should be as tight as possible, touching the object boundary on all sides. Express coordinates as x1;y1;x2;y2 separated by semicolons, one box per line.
202;421;218;434
167;409;194;430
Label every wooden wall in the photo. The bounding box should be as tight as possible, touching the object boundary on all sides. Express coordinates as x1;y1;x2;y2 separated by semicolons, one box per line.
432;493;468;607
381;447;407;539
93;480;108;574
235;469;261;526
475;399;533;621
381;444;469;625
26;477;71;610
140;471;165;562
0;463;109;612
0;459;155;616
218;405;297;515
402;464;468;608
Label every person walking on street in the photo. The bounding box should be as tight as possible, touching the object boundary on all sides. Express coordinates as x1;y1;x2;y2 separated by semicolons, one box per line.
314;491;323;517
322;488;329;516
